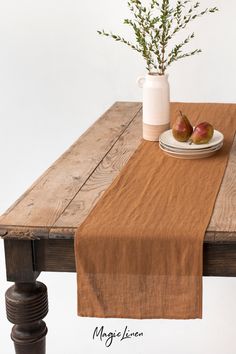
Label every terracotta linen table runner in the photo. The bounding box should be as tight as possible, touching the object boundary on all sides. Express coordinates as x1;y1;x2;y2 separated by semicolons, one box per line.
75;106;236;319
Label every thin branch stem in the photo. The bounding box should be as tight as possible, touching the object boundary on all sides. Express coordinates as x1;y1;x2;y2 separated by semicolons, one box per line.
98;0;218;74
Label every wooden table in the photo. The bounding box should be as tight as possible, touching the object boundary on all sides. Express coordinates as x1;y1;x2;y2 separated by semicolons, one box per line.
1;102;236;354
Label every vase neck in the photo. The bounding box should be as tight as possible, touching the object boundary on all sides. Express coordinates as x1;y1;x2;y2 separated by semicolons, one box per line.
146;73;168;81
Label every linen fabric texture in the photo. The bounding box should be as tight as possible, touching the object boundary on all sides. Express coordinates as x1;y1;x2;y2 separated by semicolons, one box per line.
75;104;236;319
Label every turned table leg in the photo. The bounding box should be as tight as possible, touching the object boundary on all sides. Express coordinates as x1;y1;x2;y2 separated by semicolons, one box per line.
4;239;49;354
5;281;48;354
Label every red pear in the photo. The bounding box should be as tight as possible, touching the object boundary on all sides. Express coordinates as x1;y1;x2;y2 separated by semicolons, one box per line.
172;111;193;142
189;122;214;144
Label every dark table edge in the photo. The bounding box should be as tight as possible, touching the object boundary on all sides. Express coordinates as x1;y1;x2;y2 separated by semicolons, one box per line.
28;238;236;277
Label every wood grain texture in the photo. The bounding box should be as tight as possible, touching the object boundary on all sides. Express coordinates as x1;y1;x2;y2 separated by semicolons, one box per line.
1;227;48;240
0;102;236;244
51;102;236;243
203;242;236;276
34;239;76;272
5;281;48;354
51;107;143;233
0;102;141;231
34;238;236;277
208;137;236;233
4;240;40;282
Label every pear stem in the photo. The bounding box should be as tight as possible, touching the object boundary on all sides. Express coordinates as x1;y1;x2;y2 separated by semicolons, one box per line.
179;110;183;118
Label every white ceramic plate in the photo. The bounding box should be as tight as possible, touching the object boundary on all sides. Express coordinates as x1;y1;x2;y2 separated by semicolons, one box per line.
159;128;224;150
159;141;223;160
161;150;219;160
159;141;223;154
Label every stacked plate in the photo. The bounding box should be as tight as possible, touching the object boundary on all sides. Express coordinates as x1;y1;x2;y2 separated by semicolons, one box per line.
159;129;224;159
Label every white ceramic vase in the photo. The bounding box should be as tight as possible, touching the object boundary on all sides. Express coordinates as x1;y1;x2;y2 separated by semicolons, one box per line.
137;73;170;141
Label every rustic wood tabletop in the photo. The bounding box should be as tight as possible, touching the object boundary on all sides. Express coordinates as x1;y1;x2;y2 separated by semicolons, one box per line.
1;102;236;354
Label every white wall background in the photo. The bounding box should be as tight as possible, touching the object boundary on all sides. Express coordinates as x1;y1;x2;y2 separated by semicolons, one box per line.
0;1;236;353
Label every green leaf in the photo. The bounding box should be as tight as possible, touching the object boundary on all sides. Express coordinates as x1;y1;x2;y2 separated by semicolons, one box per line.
97;0;218;74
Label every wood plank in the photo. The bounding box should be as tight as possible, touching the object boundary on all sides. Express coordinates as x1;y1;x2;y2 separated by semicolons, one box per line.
40;226;222;242
0;226;48;240
34;238;236;277
4;239;40;282
0;102;141;231
203;242;236;277
34;239;76;272
50;107;143;234
214;232;236;242
208;136;236;233
1;102;236;243
50;103;236;242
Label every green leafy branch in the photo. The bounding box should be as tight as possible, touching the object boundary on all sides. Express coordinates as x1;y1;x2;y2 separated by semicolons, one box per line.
98;0;218;75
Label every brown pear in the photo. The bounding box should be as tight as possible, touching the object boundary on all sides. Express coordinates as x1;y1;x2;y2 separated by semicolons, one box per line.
172;111;193;142
189;122;214;144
